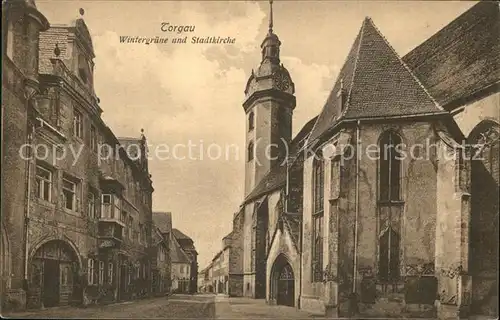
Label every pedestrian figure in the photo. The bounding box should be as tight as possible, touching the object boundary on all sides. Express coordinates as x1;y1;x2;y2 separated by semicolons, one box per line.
347;292;359;318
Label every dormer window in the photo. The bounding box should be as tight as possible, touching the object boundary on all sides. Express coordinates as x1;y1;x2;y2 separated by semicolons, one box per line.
337;79;346;111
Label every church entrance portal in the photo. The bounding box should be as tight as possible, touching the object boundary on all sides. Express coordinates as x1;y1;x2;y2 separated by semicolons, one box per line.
277;264;294;306
271;255;295;307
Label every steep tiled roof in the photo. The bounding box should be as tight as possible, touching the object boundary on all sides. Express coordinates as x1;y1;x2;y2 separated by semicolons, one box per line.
245;166;286;204
403;1;500;108
307;26;363;144
152;212;172;234
244;116;318;204
173;228;197;254
172;228;192;241
152;227;168;247
170;235;191;264
308;17;446;143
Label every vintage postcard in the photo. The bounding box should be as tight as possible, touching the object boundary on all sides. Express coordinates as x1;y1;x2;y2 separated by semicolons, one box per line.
1;0;498;319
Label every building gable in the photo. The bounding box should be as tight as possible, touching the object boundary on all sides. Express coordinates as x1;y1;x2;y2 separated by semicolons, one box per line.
308;17;446;144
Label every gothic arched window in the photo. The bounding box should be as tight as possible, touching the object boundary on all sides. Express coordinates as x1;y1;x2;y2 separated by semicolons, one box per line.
379;131;402;202
312;157;324;282
377;131;403;284
248;141;254;162
248;112;254;131
379;227;400;282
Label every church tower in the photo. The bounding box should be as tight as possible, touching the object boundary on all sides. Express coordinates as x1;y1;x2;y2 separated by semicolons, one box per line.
243;0;296;197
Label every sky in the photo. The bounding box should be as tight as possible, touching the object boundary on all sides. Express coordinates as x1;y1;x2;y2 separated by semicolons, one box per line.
37;0;476;269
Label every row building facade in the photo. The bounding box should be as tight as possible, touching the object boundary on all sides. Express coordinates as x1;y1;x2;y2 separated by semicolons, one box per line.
1;0;172;311
152;212;195;294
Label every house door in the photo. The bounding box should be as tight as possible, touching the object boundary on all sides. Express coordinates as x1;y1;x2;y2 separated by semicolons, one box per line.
119;265;127;300
277;264;294;307
59;263;74;306
32;240;78;308
43;259;60;307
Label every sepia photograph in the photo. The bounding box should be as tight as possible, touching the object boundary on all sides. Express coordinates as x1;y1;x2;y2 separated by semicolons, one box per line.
1;0;498;319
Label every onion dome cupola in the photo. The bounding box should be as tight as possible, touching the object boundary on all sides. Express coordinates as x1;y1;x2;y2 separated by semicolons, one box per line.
243;0;296;111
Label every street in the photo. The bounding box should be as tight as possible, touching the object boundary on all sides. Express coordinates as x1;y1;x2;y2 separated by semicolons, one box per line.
2;294;318;319
3;294;214;319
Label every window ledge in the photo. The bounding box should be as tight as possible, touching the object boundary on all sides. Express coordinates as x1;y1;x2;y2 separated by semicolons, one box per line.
35;199;56;209
377;200;405;206
62;208;81;217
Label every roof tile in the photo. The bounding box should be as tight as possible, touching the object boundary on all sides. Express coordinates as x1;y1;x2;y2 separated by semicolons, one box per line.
403;1;500;107
308;17;445;143
152;212;172;234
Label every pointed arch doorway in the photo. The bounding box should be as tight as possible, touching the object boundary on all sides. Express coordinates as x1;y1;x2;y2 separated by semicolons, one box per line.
271;254;295;307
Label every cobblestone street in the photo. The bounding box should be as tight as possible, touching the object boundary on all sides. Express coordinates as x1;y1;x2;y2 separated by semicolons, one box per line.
3;294;215;319
216;296;317;319
3;294;319;319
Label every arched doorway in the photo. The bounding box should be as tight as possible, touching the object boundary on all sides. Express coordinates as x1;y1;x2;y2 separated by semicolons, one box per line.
277;264;294;306
29;240;80;308
271;255;295;307
468;121;499;316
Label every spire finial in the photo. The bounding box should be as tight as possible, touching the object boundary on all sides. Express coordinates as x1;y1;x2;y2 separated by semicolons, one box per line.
269;0;273;33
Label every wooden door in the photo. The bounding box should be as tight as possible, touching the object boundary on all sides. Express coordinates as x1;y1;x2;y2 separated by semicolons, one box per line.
59;263;73;306
119;265;127;300
277;264;294;307
43;260;60;307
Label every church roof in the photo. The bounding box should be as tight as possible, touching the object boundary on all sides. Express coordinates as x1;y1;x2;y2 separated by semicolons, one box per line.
308;17;446;143
402;1;500;109
244;116;318;204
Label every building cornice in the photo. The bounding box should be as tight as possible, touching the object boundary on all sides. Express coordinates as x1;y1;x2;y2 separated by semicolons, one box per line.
242;88;296;112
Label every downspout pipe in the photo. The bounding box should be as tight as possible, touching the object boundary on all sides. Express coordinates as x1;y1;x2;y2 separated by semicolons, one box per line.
298;172;303;309
350;120;361;314
23;124;35;289
23;89;39;295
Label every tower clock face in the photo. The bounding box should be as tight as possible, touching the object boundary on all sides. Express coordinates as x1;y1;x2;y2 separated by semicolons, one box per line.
273;71;290;91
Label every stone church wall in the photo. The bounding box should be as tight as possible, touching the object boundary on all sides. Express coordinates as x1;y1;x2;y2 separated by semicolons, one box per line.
228;211;244;297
